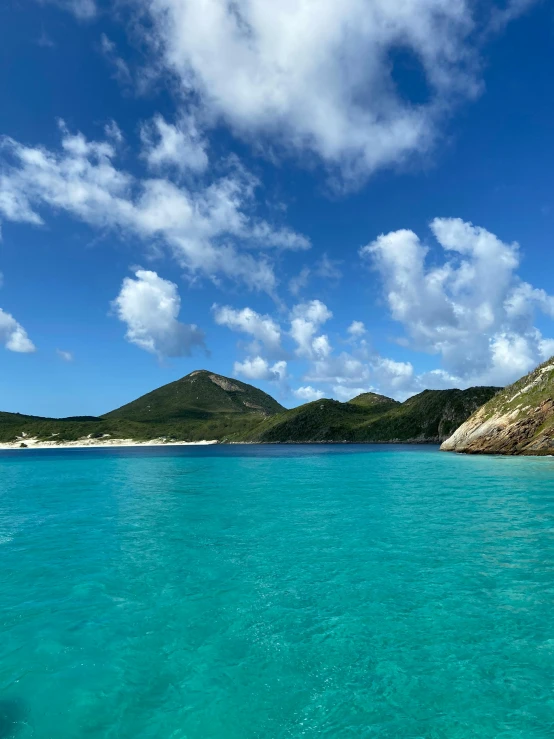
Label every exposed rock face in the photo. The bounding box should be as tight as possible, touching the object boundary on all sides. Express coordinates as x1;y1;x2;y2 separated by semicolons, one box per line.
208;374;244;393
441;358;554;455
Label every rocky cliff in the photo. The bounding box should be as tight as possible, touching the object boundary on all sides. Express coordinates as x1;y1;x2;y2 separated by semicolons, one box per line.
441;358;554;455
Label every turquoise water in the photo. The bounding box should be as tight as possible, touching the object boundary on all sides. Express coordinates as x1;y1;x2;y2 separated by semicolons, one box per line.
2;445;554;738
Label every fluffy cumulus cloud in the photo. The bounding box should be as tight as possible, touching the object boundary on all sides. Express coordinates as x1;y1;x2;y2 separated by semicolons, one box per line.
139;0;536;185
234;356;287;383
211;216;554;402
371;357;415;391
0;122;309;293
290;300;333;358
112;269;205;358
213;305;283;356
362;218;554;387
347;320;366;338
293;386;325;402
0;308;35;353
298;331;419;400
214;298;419;401
304;351;379;399
331;385;370;402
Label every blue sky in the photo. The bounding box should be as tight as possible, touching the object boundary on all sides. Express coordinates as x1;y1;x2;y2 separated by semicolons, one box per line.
1;0;553;417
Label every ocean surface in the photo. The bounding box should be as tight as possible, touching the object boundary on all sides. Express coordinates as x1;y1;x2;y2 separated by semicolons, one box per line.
1;445;554;738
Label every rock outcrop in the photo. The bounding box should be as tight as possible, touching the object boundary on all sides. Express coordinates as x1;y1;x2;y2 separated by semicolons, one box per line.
441;358;554;455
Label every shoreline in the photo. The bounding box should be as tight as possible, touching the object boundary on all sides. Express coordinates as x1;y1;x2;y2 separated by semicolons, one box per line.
0;437;444;451
0;438;219;451
2;439;550;455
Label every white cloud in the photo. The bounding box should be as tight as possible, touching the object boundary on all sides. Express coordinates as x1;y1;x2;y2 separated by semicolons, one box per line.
0;123;309;292
332;385;372;402
211;213;554;398
347;320;366;338
104;120;124;144
371;356;414;391
140;0;535;184
234;356;287;383
362;217;554;386
214;297;393;399
306;352;370;385
293;386;325;402
0;309;35;353
539;338;554;360
56;349;74;362
292;300;333;326
112;269;205;358
213;305;283;355
290;300;333;358
140;114;208;174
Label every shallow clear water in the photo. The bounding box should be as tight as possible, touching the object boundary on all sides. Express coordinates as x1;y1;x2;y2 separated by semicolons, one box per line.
2;445;554;738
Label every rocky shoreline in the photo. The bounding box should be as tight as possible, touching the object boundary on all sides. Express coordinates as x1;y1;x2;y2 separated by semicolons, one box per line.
441;359;554;455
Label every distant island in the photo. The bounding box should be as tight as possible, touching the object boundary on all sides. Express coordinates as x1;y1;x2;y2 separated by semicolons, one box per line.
0;369;499;449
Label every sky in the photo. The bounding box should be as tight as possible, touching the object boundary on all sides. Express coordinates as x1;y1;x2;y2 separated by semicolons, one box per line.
1;0;554;417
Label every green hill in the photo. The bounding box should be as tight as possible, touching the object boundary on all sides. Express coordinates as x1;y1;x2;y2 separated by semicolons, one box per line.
0;371;285;444
0;411;43;424
368;387;500;443
348;392;399;409
238;387;499;443
441;357;554;454
0;371;499;446
105;370;285;422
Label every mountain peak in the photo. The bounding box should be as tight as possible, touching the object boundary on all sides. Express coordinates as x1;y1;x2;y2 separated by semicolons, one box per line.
105;370;285;423
185;370;245;393
348;392;398;408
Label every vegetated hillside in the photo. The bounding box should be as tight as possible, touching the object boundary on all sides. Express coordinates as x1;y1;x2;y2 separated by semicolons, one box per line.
348;392;399;409
236;387;500;443
105;370;284;422
0;414;147;444
364;387;501;444
0;374;499;446
441;357;554;455
0;371;286;444
0;411;271;445
0;411;43;424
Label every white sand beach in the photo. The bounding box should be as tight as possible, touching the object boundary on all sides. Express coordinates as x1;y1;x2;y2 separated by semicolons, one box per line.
0;437;219;450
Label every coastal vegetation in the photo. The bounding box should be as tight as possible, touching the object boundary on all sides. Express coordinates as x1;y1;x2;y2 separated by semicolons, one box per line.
0;370;499;446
